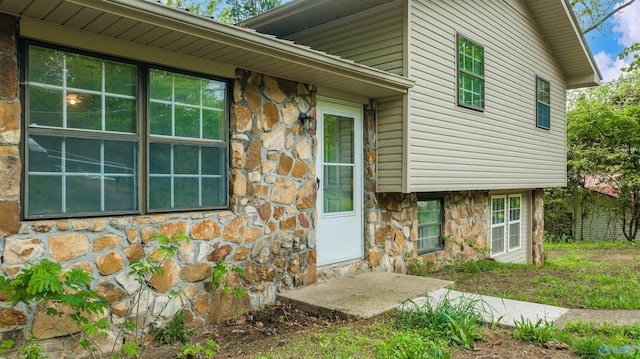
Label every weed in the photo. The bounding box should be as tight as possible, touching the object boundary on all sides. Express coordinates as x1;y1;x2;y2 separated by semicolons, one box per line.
397;292;488;349
19;337;48;359
151;309;195;345
375;329;451;359
513;317;559;345
178;339;220;359
210;259;247;324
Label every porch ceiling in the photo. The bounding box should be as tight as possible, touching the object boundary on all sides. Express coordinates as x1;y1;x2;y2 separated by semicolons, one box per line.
0;0;413;98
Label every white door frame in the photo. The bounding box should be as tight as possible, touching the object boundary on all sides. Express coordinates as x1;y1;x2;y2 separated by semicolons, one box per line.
316;98;364;266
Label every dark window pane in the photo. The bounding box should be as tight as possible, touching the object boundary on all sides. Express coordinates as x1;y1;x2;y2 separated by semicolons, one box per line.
104;140;136;174
203;109;223;140
174;177;200;208
66;175;102;212
149;143;171;174
537;103;550;129
149;69;173;101
175;105;200;138
105;176;137;211
29;135;62;173
174;74;201;105
202;177;226;207
66;137;100;173
28;175;62;215
174;145;199;174
149;176;171;209
29;46;64;86
105;61;137;96
67;92;101;130
106;97;137;133
66;53;102;91
150;102;172;136
202;147;225;175
29;87;63;127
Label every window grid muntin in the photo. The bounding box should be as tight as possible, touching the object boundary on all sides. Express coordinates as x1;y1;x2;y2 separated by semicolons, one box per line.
147;67;228;212
23;41;229;219
490;195;522;255
417;199;443;254
457;34;485;111
536;76;551;129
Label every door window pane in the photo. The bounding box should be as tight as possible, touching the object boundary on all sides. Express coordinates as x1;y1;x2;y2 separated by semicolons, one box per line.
323;114;354;164
323;165;354;213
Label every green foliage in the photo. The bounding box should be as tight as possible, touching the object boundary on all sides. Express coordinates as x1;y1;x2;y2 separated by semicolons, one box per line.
375;330;451;359
210;259;247;324
0;340;14;355
178;339;220;359
397;292;488;349
513;317;559;345
18;337;48;359
150;310;195;345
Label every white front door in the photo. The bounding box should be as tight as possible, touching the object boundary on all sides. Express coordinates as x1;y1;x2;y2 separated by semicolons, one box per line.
316;100;363;266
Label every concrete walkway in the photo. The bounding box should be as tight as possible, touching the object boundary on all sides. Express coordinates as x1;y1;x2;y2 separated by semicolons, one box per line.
277;272;640;328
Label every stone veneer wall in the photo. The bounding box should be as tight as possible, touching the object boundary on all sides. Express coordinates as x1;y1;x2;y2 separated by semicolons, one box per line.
532;188;544;265
0;16;319;355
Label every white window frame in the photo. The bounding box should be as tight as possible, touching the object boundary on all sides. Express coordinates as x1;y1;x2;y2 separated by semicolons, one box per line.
490;194;522;256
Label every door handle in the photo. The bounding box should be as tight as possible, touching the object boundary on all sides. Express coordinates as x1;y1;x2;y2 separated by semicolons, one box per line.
316;177;320;190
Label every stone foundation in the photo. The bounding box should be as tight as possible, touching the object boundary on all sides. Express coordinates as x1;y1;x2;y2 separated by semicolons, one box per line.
0;17;320;355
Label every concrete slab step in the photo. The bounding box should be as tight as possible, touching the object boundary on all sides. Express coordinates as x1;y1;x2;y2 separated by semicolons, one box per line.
276;271;454;319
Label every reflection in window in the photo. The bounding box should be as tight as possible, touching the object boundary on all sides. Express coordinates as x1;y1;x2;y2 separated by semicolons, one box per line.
323;114;354;213
417;200;442;253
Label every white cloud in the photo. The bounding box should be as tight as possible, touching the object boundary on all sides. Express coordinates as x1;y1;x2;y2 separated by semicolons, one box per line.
613;0;640;47
592;1;640;82
593;51;631;81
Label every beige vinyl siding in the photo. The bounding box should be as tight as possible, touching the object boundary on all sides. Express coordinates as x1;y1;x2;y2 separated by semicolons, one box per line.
574;196;629;241
406;0;567;192
376;95;406;191
491;190;531;264
286;0;405;76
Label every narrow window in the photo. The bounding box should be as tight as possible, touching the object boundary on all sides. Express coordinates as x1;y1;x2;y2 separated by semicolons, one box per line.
457;34;485;110
491;194;522;255
536;77;550;129
417;199;443;253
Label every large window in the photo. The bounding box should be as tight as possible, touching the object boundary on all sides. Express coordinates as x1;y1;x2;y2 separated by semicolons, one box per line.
457;34;484;110
23;43;228;218
491;195;522;255
536;76;550;129
417;199;443;253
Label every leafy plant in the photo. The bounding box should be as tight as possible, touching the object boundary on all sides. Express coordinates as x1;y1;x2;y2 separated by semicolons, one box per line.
513;316;559;345
375;329;450;359
0;340;14;355
178;339;220;359
151;309;195;345
210;259;247;324
0;260;109;358
18;337;48;359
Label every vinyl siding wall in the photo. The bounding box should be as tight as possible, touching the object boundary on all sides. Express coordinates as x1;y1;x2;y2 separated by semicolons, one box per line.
286;0;405;76
376;95;406;191
406;0;567;192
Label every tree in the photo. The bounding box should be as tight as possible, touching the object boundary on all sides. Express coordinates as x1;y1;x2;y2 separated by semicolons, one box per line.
570;0;640;73
562;72;640;241
160;0;280;22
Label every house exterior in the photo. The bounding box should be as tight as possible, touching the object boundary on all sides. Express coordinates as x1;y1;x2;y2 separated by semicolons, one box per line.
573;176;635;241
0;0;599;356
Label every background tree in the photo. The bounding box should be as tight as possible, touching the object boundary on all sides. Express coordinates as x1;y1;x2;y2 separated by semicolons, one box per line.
160;0;280;22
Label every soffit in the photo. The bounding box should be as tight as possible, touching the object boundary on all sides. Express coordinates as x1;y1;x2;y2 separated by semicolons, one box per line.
0;0;412;98
244;0;601;89
241;0;395;38
524;0;601;88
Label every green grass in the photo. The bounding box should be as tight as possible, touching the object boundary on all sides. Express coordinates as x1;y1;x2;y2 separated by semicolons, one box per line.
430;240;640;309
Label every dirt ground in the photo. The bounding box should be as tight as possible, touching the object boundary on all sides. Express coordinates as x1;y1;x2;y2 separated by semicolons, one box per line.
141;302;578;359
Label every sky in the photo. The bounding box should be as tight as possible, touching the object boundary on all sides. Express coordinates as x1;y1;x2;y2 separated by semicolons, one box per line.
584;0;640;82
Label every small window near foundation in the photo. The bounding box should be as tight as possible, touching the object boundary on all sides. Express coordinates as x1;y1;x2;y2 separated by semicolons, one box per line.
417;199;443;253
